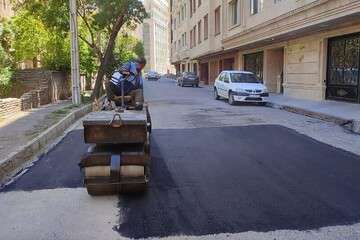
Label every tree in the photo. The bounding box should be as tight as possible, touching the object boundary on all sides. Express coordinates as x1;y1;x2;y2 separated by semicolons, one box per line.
11;11;48;67
77;0;147;99
0;20;15;97
12;0;147;99
112;34;144;70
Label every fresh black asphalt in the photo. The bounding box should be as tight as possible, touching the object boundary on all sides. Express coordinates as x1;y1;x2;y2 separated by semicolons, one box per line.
2;130;86;191
3;124;360;238
116;125;360;238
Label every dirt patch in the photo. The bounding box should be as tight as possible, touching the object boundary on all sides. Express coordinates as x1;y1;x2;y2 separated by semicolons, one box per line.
25;104;81;139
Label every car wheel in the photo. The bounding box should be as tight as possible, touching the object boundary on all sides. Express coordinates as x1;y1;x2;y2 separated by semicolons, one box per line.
259;102;267;106
214;88;220;100
228;92;235;105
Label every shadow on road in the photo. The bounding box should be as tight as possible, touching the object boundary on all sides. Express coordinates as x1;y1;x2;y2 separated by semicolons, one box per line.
116;125;360;239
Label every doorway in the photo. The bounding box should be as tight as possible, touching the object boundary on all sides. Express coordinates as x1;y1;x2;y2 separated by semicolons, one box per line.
244;52;264;80
266;48;284;93
200;62;209;84
327;33;360;103
223;58;235;70
193;63;198;74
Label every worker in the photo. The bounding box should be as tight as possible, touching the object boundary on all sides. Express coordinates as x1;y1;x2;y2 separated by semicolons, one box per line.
108;58;147;109
110;57;147;97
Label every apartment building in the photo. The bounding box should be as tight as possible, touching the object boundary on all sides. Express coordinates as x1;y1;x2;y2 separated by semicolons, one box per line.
142;0;172;74
0;0;13;19
170;0;360;104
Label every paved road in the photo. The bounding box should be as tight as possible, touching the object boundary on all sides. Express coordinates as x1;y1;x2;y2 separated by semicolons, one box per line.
1;78;360;240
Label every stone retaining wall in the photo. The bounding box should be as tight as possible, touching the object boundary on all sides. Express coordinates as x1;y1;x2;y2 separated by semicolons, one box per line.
0;69;71;116
13;69;70;101
0;98;22;117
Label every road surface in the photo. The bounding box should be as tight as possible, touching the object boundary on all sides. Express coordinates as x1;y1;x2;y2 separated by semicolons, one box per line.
1;77;360;240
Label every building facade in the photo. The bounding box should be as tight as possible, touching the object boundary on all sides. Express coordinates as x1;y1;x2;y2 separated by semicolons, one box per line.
170;0;360;104
0;0;13;19
142;0;173;74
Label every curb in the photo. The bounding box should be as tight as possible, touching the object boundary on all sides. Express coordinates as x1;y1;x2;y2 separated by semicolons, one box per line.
267;102;359;133
0;101;98;185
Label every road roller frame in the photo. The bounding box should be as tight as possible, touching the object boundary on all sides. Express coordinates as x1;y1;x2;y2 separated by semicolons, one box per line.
80;89;152;196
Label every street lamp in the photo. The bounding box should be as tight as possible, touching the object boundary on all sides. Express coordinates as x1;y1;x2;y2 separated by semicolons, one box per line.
69;0;81;105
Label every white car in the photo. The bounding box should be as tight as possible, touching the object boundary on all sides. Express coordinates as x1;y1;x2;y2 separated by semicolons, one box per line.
214;71;269;105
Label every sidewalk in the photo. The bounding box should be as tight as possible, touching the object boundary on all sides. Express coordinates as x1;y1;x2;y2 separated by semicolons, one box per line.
268;94;360;132
0;101;72;158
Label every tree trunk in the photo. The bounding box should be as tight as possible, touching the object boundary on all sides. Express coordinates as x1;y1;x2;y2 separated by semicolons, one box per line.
91;17;124;100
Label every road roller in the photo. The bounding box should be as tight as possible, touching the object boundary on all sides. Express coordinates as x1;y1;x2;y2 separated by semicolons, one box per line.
79;86;152;195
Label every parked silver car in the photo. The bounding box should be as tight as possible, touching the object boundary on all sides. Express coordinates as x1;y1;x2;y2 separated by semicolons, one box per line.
145;71;161;81
177;72;199;87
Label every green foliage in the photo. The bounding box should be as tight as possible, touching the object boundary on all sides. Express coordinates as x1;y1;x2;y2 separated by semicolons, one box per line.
0;20;15;67
134;40;145;59
113;34;144;68
11;11;48;63
42;32;71;72
0;21;15;97
0;66;12;86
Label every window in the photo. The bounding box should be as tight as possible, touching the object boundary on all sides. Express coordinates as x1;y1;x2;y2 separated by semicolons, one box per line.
193;25;197;47
223;73;230;83
190;29;193;48
181;5;185;20
190;0;193;17
218;73;224;81
198;20;202;44
215;6;221;35
229;0;239;26
185;4;187;18
204;14;208;40
250;0;263;15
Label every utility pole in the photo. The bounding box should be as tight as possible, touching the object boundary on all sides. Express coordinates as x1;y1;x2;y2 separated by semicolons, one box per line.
69;0;81;105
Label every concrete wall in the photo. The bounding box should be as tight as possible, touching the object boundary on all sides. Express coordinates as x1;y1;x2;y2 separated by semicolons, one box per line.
284;37;323;100
265;48;284;93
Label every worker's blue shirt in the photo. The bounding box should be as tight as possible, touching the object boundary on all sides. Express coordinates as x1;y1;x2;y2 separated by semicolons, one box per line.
110;62;143;95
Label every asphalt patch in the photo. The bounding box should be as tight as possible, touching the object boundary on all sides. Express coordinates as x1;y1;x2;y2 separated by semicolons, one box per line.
116;125;360;239
2;130;87;192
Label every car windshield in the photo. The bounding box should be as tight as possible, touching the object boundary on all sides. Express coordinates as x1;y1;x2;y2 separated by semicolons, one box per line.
184;72;196;76
230;73;262;83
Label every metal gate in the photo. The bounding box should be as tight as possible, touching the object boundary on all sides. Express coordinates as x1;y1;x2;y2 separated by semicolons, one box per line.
327;33;360;103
